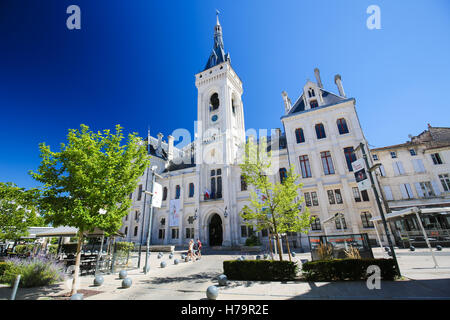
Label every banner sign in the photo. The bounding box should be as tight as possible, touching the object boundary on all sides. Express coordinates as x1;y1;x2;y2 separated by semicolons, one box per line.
351;158;371;191
152;182;162;208
169;199;180;227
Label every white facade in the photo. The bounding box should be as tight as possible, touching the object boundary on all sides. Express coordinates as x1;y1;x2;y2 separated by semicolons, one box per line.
118;17;383;249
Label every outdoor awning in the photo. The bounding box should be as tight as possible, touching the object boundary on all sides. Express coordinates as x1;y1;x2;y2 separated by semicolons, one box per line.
370;206;450;222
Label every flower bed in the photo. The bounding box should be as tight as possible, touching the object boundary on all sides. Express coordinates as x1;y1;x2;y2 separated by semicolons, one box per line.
223;260;298;281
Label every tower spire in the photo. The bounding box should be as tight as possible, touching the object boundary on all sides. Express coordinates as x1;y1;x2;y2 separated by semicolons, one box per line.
204;10;229;71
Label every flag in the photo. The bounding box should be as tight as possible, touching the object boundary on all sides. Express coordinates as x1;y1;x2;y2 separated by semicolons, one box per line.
204;188;210;199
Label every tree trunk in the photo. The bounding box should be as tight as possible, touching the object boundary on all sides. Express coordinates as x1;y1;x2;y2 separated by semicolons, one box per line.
268;233;273;260
275;233;283;261
285;235;292;262
70;231;84;296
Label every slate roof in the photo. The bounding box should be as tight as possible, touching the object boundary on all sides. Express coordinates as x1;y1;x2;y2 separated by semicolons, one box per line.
284;89;349;118
204;18;230;71
163;161;196;173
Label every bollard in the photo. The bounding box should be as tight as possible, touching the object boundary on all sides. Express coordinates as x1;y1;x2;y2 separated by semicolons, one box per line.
169;253;173;259
291;252;296;257
410;245;415;251
436;245;442;251
174;259;179;265
218;275;228;286
119;270;127;279
160;261;167;268
10;274;21;300
185;256;190;262
93;275;104;286
240;256;245;260
256;255;261;260
122;278;132;288
263;254;268;260
206;286;219;300
70;293;83;300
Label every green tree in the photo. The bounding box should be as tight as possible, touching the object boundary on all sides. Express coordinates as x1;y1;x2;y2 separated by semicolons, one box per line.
240;138;313;261
0;182;44;242
30;124;150;295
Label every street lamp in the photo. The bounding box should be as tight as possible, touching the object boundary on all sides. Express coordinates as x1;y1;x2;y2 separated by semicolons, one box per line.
224;206;228;218
354;142;401;277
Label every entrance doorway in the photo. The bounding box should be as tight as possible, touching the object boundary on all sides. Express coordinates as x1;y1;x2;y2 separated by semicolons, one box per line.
209;214;223;246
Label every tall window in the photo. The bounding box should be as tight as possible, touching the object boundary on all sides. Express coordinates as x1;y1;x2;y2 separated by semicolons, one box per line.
210;93;219;111
171;228;179;239
295;128;305;143
321;151;335;175
353;187;361;202
137;184;143;201
334;189;343;204
279;168;287;183
335;216;347;230
431;153;443;165
400;183;414;199
186;228;194;239
390;151;397;159
327;189;343;204
163;187;168;201
361;212;374;228
344;147;356;171
310;100;319;108
299;155;312;178
361;190;370;201
211;169;222;199
327;190;336;205
311;216;321;231
337;118;349;134
158;229;165;239
124;227;128;236
134;226;138;237
189;183;194;198
393;161;406;175
175;185;180;199
135;210;139;221
304;192;312;207
418;181;435;197
315;123;326;139
240;175;247;191
439;174;450;192
311;191;319;206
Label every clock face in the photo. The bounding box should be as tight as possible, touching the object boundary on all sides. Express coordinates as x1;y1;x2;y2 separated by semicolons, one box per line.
211;115;218;122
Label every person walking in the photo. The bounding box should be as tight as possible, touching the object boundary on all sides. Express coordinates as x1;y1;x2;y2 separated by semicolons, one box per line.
188;239;195;261
196;238;202;259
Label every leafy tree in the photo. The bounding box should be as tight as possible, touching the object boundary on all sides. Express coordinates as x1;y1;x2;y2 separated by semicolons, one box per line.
240;138;313;261
30;124;150;295
0;182;44;242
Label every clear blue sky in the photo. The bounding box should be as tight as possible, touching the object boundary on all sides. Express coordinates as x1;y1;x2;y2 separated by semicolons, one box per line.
0;0;449;189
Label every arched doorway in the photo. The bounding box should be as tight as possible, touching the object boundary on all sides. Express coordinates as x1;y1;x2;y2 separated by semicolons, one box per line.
209;214;223;246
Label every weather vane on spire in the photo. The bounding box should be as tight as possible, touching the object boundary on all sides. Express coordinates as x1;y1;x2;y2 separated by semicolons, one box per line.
216;9;221;25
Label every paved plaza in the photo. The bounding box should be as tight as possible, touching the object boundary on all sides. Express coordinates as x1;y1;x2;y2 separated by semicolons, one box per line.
1;247;450;300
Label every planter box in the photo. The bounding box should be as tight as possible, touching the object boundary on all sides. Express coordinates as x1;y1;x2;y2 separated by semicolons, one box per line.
148;245;174;253
240;246;262;252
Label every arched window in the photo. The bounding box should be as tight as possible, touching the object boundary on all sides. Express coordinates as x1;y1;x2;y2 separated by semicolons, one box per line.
189;183;194;198
337;118;349;134
295;128;305;143
210;93;219;111
315;123;326;139
124;227;128;236
279;168;287;183
134;226;138;237
175;185;180;199
163;187;167;201
344;147;356;171
232;99;236;115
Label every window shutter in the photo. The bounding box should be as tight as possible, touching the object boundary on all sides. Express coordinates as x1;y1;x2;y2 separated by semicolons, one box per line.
397;161;405;175
379;165;386;176
405;183;414;198
393;162;400;176
400;184;409;199
383;186;394;200
431;180;442;196
418;159;426;172
413;159;425;173
415;182;424;198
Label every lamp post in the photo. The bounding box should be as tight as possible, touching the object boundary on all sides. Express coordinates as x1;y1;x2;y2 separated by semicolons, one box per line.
143;166;162;274
355;142;401;277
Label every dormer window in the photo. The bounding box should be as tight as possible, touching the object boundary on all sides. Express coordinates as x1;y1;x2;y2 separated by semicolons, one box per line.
308;89;315;97
210;93;219;112
310;100;318;109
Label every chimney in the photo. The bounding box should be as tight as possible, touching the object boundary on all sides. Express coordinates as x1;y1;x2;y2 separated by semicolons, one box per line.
157;132;163;155
314;68;323;88
167;135;174;161
334;74;346;97
281;91;292;114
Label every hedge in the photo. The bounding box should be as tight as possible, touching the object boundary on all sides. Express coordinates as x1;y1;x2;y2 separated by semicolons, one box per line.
301;258;397;281
0;262;7;276
223;260;299;281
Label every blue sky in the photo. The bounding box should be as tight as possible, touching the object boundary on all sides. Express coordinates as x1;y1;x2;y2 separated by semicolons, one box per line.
0;0;449;189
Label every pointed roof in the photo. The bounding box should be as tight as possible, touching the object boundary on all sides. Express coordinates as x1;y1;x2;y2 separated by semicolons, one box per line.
204;12;230;71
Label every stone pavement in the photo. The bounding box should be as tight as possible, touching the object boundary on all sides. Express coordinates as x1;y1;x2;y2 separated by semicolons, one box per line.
1;247;450;300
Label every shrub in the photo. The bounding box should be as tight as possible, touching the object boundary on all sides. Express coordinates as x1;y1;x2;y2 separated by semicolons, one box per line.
317;243;333;260
13;244;35;255
0;257;65;288
0;262;7;276
223;260;298;281
344;246;361;259
116;242;134;252
301;258;397;281
244;234;261;247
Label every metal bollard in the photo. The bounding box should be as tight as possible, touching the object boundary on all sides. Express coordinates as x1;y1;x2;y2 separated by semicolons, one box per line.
10;274;21;300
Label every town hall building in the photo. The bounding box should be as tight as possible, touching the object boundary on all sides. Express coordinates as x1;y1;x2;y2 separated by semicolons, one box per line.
119;15;381;250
